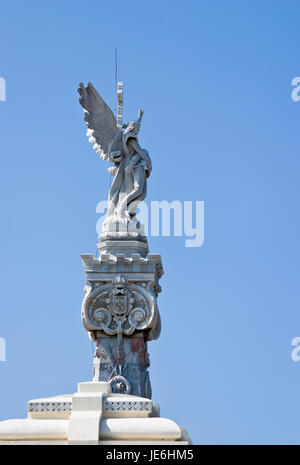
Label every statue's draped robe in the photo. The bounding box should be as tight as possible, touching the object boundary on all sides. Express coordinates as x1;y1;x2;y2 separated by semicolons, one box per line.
107;131;151;219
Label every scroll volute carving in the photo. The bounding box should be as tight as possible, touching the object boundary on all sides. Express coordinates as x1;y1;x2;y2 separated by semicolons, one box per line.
81;275;160;341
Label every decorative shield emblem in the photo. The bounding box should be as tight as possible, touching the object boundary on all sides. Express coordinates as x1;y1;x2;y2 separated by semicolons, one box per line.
112;292;128;315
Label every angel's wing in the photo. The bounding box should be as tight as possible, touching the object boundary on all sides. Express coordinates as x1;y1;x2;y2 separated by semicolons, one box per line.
78;82;121;160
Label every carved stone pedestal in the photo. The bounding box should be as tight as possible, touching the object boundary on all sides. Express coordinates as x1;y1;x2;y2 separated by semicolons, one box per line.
0;247;193;445
81;252;163;398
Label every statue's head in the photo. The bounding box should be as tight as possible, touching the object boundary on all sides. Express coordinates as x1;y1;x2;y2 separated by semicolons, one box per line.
123;108;143;135
123;120;140;135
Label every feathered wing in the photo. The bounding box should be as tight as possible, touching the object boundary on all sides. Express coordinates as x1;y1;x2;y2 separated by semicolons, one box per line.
78;82;121;160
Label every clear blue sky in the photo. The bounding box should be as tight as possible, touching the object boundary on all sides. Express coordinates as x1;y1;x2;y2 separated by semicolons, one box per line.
0;0;300;445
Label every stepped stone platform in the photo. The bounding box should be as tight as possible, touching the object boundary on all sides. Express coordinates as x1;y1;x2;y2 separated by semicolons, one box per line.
0;382;191;445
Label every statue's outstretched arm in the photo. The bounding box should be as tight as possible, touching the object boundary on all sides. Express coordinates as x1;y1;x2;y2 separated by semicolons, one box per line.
137;108;144;124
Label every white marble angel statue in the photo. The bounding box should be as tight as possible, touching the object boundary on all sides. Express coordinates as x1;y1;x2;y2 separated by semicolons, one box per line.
78;82;152;231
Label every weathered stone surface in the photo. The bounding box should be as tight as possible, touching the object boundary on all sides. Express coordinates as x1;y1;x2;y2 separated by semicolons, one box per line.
81;253;163;397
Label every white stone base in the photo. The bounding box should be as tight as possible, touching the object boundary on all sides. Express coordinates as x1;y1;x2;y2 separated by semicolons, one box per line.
0;381;192;445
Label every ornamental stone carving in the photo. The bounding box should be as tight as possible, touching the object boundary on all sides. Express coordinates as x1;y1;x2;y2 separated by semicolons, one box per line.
81;275;160;341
